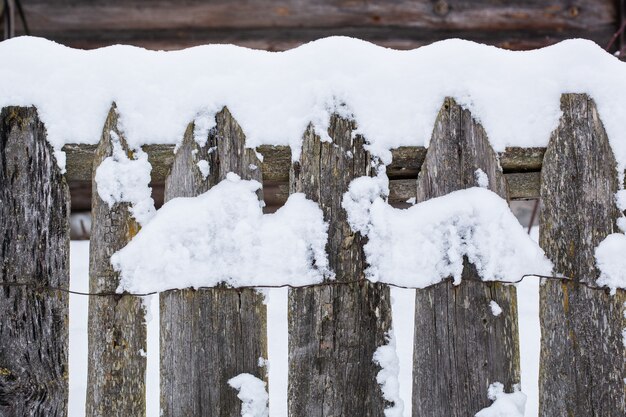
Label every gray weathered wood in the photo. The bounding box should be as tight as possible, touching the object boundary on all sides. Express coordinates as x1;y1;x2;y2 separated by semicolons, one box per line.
412;98;520;416
160;109;267;417
18;0;617;51
538;93;626;416
288;118;392;416
62;143;547;183
0;107;70;416
86;105;147;417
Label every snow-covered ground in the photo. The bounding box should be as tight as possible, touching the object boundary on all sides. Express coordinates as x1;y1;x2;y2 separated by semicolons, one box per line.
69;226;541;416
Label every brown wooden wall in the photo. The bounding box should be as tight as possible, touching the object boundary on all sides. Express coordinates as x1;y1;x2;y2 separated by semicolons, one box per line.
13;0;624;53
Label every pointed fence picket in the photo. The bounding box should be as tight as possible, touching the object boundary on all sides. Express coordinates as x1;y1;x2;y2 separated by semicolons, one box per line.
85;104;147;417
411;98;521;416
538;94;626;416
288;116;393;416
0;94;624;417
0;107;70;417
160;108;268;417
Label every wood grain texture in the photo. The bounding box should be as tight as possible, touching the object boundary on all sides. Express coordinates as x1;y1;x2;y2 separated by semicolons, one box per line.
288;118;392;416
160;109;267;417
86;105;147;417
62;142;547;183
412;98;520;416
0;107;70;416
16;1;617;51
538;94;626;416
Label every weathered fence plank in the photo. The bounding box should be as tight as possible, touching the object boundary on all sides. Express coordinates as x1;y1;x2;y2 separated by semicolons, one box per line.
539;93;626;416
160;108;267;417
412;98;520;416
288;117;392;416
0;107;70;416
86;105;147;417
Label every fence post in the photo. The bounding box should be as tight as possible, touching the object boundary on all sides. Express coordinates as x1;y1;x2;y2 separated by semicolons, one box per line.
0;107;70;416
288;116;392;416
160;108;267;416
86;105;147;416
412;98;520;416
538;93;626;416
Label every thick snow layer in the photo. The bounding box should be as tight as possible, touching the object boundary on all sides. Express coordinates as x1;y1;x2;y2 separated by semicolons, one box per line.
228;373;269;417
475;383;527;417
373;331;404;417
3;37;626;168
113;174;331;293
342;175;553;287
94;131;155;226
595;233;626;293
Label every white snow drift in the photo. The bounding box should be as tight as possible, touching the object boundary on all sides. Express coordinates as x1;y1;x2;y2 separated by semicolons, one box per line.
342;174;553;287
113;174;331;293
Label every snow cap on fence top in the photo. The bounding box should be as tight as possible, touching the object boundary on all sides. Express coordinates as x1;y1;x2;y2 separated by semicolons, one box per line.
3;37;626;170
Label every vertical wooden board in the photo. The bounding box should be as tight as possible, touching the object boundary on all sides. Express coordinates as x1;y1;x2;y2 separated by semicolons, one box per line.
288;116;392;417
160;108;267;417
86;105;147;417
539;93;626;416
0;107;70;416
412;98;520;416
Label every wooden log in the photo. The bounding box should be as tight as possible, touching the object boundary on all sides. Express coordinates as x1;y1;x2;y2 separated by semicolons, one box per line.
160;109;267;417
412;98;520;416
19;0;616;51
86;105;147;417
538;94;626;416
0;107;70;416
288;119;392;416
62;143;546;183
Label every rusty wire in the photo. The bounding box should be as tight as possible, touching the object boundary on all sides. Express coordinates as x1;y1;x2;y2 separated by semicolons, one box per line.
0;273;621;298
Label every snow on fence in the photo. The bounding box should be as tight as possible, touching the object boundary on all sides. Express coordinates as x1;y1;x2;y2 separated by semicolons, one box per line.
1;94;625;417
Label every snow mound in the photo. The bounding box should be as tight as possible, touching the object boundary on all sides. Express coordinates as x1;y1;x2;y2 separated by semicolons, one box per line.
228;373;269;417
342;175;553;287
475;382;527;417
112;174;331;293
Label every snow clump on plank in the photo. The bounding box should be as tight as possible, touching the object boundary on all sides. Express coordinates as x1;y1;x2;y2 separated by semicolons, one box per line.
228;373;269;417
112;173;331;293
372;331;404;417
475;382;527;417
94;130;155;226
342;174;553;287
595;233;626;294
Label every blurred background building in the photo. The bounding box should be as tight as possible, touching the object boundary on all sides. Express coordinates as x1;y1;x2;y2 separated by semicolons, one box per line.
2;0;625;55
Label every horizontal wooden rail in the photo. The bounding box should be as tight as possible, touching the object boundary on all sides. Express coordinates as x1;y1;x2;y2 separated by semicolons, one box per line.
63;144;545;182
63;144;544;209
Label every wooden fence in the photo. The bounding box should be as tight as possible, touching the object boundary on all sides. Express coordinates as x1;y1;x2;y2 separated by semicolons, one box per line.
0;93;624;417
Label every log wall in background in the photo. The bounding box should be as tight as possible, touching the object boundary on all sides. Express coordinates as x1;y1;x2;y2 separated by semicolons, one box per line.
86;105;147;417
0;107;70;417
288;118;392;416
160;108;268;417
14;0;620;53
539;94;626;416
412;98;520;416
